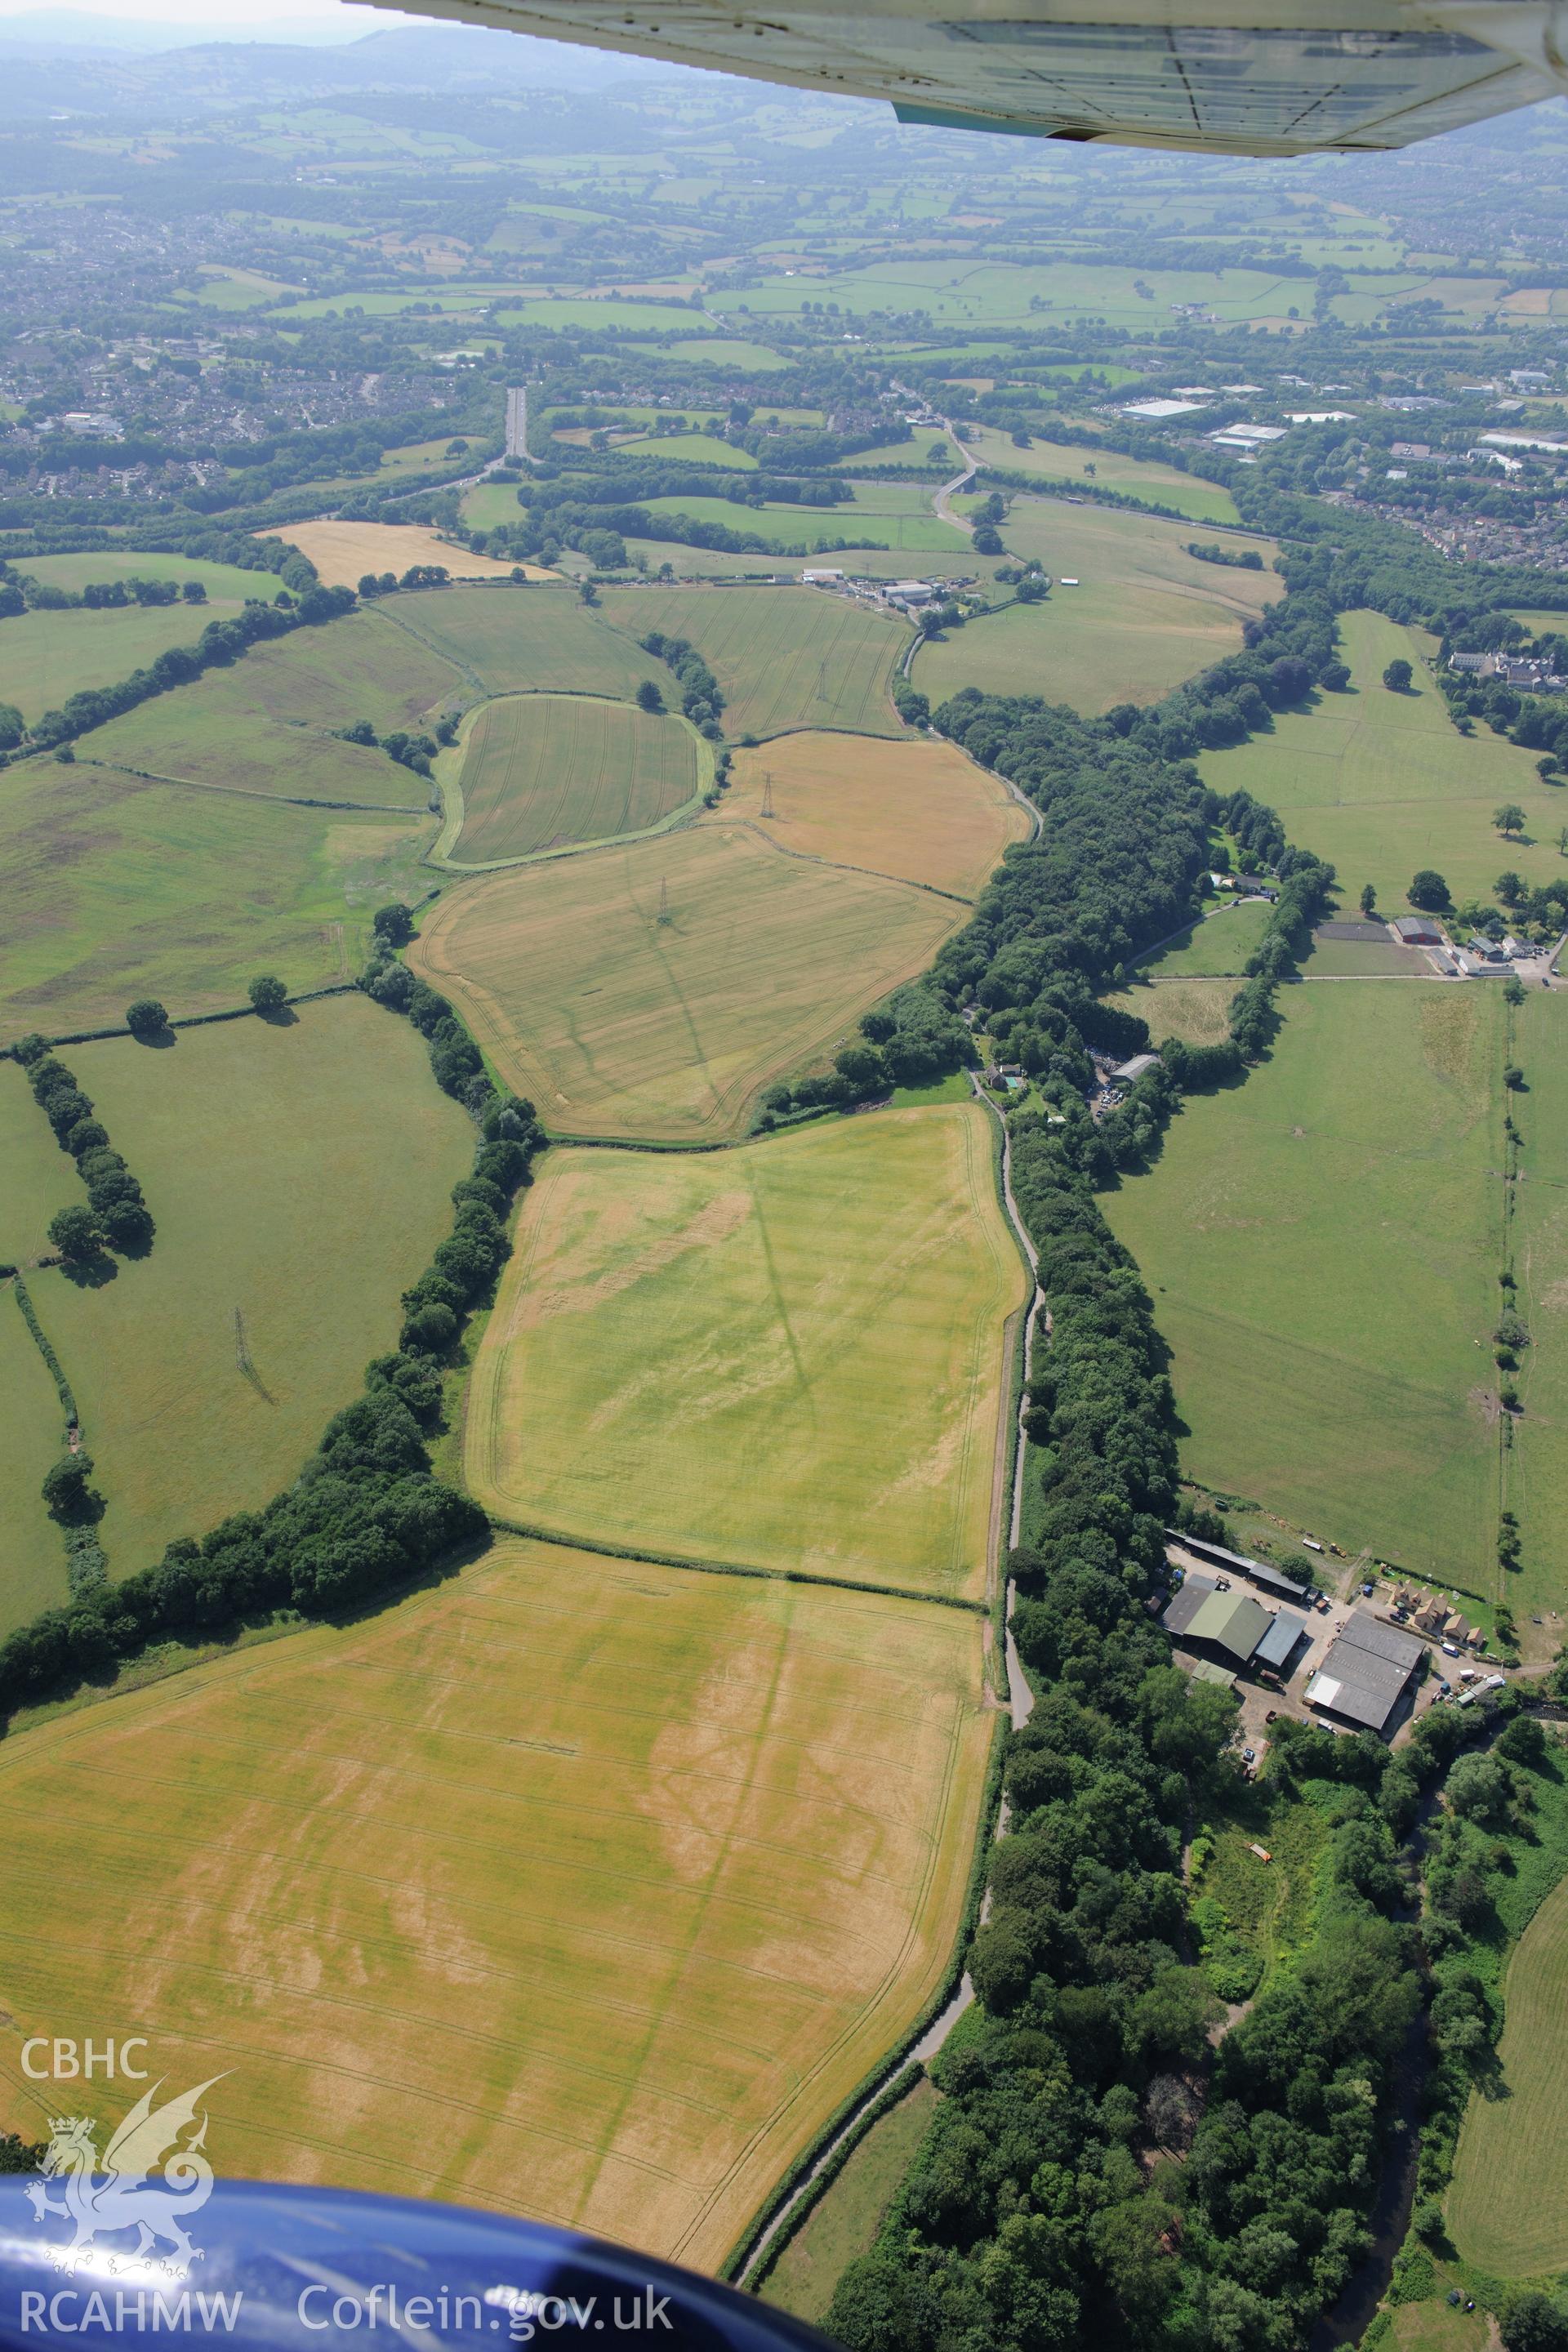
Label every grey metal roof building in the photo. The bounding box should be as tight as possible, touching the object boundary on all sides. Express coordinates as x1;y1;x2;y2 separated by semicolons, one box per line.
1307;1611;1426;1735
1254;1612;1309;1674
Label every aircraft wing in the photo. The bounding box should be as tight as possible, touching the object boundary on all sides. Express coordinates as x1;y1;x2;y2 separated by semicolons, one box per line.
351;0;1568;156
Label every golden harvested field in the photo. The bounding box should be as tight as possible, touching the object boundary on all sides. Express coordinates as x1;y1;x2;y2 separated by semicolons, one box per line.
29;997;471;1585
452;693;702;863
268;521;555;587
0;1539;992;2273
408;824;960;1143
390;585;658;701
465;1107;1024;1601
724;732;1028;899
599;585;910;739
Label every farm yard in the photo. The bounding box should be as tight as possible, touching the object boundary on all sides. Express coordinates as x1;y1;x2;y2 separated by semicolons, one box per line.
724;731;1030;898
0;1539;991;2274
1104;981;1507;1581
464;1107;1025;1598
406;822;960;1143
599;584;910;739
20;997;470;1597
448;693;703;864
1200;610;1564;910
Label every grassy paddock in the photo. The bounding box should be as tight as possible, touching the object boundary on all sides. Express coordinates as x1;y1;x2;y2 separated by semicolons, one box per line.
0;1283;73;1633
0;1539;991;2275
406;823;960;1144
0;760;430;1036
917;501;1276;714
1106;976;1241;1046
599;585;909;740
24;996;470;1581
0;1062;70;1269
452;693;701;863
963;422;1241;524
1138;900;1273;976
464;1105;1024;1599
0;604;252;728
1200;611;1564;910
724;732;1029;898
1512;991;1568;1625
762;2078;939;2324
1104;981;1506;1580
1446;1750;1568;2273
18;553;287;604
390;586;658;701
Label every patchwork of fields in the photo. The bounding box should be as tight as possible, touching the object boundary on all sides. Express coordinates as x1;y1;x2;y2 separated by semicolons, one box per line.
466;1107;1025;1597
962;421;1242;525
408;823;960;1143
0;1539;991;2272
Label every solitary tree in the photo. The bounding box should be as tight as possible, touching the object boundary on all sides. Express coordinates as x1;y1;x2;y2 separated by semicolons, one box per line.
372;902;415;949
41;1450;96;1523
1382;657;1414;692
124;997;168;1039
247;974;287;1014
1495;871;1526;907
1409;869;1451;911
1504;976;1527;1007
47;1204;101;1263
1495;803;1527;838
635;679;664;714
1360;883;1378;917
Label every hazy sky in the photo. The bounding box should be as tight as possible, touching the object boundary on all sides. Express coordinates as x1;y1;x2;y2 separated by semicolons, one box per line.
0;0;443;29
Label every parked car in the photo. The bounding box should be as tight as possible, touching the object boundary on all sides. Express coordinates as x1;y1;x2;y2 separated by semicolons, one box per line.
1265;1710;1278;1724
1442;1641;1461;1657
1361;1581;1375;1597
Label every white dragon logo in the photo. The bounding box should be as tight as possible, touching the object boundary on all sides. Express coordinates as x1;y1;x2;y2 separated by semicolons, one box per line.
25;2075;226;2275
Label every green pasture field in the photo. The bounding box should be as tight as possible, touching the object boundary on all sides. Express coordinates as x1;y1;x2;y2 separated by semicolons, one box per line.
1504;608;1568;636
963;422;1241;524
0;760;428;1036
613;431;759;469
0;1062;69;1270
287;437;473;503
662;336;792;369
407;822;960;1144
1105;976;1241;1048
24;996;470;1585
20;553;287;604
916;503;1274;713
1511;991;1568;1628
1304;936;1428;976
172;265;297;310
450;693;702;863
490;298;710;332
0;604;241;728
1138;900;1273;975
466;1104;1024;1597
1104;981;1506;1582
713;260;1321;329
1446;1748;1568;2272
459;483;533;532
764;2079;939;2325
0;1282;73;1633
1199;610;1565;910
0;1541;990;2272
387;586;657;701
635;492;969;555
599;584;907;737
